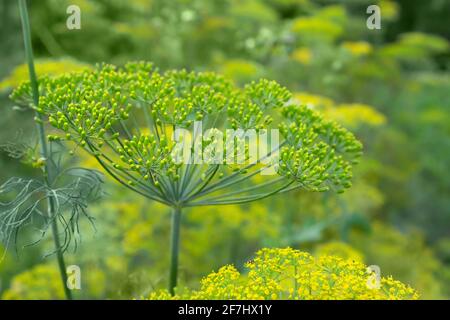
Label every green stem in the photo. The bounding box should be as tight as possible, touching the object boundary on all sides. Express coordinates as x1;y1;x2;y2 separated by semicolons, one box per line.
187;180;294;206
169;206;182;296
195;176;285;202
49;197;72;300
18;0;72;300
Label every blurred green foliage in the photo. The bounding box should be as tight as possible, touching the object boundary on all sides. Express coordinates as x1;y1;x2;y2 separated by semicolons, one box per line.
0;0;449;299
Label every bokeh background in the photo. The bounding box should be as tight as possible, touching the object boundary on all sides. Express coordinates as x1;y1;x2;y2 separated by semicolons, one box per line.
0;0;449;299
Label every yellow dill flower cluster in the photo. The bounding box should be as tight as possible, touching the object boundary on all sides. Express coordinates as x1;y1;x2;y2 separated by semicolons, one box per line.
147;247;419;300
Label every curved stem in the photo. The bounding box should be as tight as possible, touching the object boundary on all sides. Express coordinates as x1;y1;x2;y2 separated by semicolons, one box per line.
187;142;285;201
187;165;268;201
187;180;294;206
169;206;182;296
182;164;219;201
18;0;72;300
195;176;285;202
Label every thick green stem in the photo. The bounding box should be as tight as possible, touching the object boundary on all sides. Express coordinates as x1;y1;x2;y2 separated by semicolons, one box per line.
18;0;72;300
169;206;182;295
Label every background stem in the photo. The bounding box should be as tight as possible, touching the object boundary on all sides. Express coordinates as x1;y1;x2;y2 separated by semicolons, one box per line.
18;0;73;300
169;206;182;295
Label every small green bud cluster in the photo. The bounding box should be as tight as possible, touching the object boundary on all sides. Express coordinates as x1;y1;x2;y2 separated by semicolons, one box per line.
114;134;180;183
278;105;362;192
9;81;33;106
16;67;134;150
131;69;234;127
278;144;352;192
227;79;291;130
281;105;363;162
245;79;292;110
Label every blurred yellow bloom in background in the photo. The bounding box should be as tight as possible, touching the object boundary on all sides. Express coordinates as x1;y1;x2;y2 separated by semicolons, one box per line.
325;103;386;128
0;59;91;91
293;92;335;109
291;47;312;65
342;41;373;57
220;59;260;84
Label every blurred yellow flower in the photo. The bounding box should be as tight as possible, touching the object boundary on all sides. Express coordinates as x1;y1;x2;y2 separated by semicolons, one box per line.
293;93;385;129
220;59;260;84
293;92;335;109
0;59;91;91
325;103;386;128
2;262;109;299
378;0;399;21
291;47;312;64
2;264;65;300
199;17;232;34
342;41;373;56
123;221;153;254
315;241;364;263
291;5;347;42
381;32;449;61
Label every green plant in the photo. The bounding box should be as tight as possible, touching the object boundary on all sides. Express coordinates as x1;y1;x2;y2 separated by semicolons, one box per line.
0;0;102;300
12;61;362;295
146;247;419;300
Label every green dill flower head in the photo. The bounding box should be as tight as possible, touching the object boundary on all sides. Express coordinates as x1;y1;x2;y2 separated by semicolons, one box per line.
11;62;362;206
146;247;419;300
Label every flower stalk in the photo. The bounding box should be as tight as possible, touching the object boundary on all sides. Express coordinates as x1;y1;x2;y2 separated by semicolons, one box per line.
169;206;182;295
17;0;72;300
